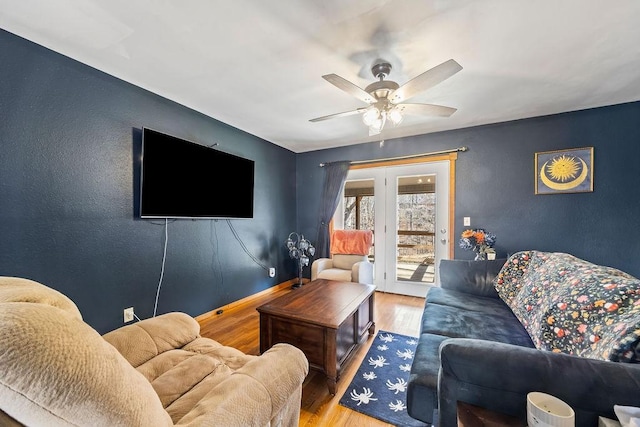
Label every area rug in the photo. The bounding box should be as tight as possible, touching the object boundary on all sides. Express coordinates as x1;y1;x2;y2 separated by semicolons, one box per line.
339;330;429;426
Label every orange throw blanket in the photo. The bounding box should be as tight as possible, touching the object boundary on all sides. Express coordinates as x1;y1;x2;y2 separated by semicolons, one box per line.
330;229;373;255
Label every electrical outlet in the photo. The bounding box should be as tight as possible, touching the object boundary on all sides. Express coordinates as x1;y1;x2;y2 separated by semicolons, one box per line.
269;267;276;278
463;217;471;226
123;307;134;323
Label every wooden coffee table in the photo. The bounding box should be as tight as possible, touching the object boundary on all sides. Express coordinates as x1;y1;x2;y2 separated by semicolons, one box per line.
257;279;376;395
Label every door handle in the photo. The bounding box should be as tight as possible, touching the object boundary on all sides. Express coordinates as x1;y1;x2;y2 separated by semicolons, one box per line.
440;228;447;244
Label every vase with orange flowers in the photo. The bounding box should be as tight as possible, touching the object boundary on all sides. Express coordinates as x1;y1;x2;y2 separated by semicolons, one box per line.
459;228;496;260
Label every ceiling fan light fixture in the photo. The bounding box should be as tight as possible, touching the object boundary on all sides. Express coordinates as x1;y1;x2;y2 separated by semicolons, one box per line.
362;107;380;126
388;106;403;125
369;114;386;136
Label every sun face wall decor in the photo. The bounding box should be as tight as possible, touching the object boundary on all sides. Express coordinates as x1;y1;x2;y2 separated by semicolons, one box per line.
535;147;594;195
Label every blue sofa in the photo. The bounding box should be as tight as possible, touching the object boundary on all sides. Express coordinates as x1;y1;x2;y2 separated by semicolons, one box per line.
407;251;640;427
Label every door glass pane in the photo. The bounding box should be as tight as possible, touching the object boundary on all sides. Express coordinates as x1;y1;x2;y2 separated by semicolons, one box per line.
343;179;375;260
396;174;436;283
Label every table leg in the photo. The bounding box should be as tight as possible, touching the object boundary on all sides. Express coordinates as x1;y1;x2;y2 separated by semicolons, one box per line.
325;328;338;395
327;377;337;395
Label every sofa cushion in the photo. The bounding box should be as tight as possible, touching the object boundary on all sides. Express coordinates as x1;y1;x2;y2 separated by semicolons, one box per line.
316;268;353;282
427;287;513;317
103;312;202;368
495;251;640;362
439;258;507;297
332;253;368;270
421;302;534;347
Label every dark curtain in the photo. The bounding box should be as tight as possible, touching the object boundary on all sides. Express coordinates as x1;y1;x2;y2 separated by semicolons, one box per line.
315;161;350;258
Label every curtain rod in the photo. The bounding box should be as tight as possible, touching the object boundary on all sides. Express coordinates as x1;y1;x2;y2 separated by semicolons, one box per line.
319;146;468;167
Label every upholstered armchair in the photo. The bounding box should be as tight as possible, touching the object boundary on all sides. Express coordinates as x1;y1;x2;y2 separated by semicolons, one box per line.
311;229;374;285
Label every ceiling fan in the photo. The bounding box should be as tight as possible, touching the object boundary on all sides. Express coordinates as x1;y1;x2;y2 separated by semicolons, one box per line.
310;58;462;136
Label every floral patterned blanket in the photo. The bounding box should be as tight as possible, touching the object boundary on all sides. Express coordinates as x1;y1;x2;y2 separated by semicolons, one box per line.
494;251;640;362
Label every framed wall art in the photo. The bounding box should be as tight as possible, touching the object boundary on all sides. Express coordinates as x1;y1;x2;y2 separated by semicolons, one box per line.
534;147;594;195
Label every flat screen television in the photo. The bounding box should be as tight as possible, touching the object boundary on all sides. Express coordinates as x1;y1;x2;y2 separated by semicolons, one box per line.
139;128;254;219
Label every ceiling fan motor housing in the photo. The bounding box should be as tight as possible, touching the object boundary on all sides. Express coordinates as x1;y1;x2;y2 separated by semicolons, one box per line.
371;62;393;79
367;61;398;100
365;80;399;101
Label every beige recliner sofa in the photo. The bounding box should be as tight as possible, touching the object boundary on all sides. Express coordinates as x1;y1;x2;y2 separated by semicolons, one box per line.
0;276;308;427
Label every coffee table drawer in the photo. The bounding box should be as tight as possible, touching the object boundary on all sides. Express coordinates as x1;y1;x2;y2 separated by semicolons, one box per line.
269;317;325;366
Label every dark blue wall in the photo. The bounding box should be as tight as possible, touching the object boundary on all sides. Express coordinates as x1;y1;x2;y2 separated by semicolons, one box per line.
297;102;640;278
2;27;639;335
0;29;297;333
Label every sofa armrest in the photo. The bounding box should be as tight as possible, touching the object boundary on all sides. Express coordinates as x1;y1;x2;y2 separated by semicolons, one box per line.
311;258;333;280
176;343;309;427
438;259;506;297
1;303;173;427
352;260;374;285
103;312;201;368
437;338;640;427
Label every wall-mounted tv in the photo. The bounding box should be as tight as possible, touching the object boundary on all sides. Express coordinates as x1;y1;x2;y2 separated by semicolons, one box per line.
139;128;254;219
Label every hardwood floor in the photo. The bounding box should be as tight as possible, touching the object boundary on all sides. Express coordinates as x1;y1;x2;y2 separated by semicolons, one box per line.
197;282;426;427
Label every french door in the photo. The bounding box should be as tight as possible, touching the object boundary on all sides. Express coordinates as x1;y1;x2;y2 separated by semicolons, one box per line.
334;161;450;297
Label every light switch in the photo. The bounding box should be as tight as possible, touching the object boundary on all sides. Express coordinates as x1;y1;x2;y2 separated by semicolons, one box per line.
463;217;471;226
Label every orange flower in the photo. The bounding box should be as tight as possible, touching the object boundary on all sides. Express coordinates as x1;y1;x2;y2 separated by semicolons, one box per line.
605;303;619;312
461;229;475;238
473;232;485;243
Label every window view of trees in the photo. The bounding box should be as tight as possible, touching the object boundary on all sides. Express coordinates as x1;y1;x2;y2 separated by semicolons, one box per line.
344;195;375;258
397;193;436;283
344;196;374;230
342;178;436;283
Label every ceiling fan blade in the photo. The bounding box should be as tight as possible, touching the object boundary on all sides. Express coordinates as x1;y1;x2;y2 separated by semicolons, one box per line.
399;103;457;117
322;74;375;104
309;107;367;122
389;59;462;104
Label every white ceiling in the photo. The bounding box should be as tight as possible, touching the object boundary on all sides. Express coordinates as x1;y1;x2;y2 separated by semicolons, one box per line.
2;1;640;153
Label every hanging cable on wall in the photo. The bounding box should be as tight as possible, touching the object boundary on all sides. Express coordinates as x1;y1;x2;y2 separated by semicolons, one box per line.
226;219;270;271
210;220;224;287
153;217;169;317
148;218;267;318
